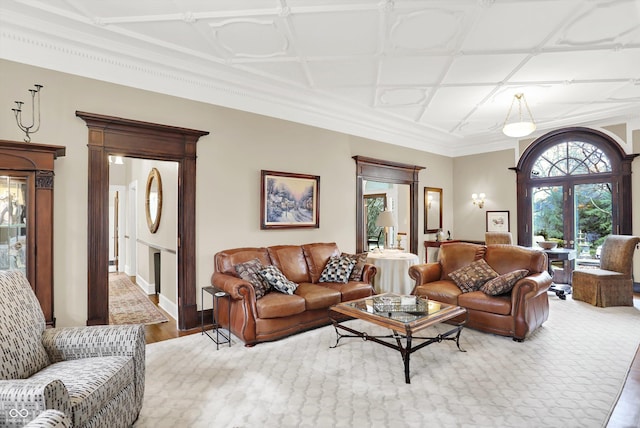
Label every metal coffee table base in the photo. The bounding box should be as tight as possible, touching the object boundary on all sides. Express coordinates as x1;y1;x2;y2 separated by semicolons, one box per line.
329;319;466;384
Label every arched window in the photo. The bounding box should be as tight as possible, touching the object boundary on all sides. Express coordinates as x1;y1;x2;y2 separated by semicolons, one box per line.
515;127;636;253
530;141;612;178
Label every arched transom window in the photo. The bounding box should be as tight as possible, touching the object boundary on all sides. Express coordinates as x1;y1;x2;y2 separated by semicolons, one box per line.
531;141;611;179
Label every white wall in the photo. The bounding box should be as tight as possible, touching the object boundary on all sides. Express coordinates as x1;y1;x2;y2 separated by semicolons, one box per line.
0;59;450;326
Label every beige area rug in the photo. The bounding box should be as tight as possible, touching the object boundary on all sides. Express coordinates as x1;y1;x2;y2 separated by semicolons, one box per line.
135;296;640;428
108;273;168;325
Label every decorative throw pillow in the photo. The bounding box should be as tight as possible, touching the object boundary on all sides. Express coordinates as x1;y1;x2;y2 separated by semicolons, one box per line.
448;259;499;293
319;256;356;283
341;252;368;281
234;258;271;299
259;265;298;295
481;269;529;296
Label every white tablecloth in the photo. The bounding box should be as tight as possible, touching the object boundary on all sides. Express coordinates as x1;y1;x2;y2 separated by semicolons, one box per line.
366;251;420;295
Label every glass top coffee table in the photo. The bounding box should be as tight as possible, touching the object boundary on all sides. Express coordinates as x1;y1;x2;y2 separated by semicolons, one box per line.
329;293;468;384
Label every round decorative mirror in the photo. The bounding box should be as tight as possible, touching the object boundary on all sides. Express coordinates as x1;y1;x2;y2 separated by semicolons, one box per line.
145;167;162;233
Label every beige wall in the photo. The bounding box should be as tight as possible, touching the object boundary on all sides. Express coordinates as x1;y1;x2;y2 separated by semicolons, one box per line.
2;59;637;327
454;130;640;280
452;149;517;242
0;59;450;326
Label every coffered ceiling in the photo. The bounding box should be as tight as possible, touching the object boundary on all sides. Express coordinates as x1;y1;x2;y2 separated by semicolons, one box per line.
1;0;639;156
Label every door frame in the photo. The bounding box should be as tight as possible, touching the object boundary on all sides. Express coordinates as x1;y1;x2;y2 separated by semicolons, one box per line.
76;111;208;330
514;127;637;247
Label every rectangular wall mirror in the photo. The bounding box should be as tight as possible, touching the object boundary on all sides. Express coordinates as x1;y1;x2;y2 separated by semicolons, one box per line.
424;187;442;233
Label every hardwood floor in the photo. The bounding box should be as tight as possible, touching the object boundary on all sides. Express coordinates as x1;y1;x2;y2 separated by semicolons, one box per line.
144;294;200;343
143;292;640;426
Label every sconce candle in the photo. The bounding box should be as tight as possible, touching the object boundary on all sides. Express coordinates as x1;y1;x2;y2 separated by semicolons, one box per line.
472;193;485;209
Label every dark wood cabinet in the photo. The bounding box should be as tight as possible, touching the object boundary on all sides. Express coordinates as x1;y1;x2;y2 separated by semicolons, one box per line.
0;140;65;326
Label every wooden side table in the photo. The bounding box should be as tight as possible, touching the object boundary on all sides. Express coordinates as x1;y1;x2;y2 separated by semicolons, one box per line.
201;286;231;349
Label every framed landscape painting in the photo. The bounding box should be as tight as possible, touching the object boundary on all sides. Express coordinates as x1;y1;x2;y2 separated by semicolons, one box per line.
486;210;510;232
261;170;320;229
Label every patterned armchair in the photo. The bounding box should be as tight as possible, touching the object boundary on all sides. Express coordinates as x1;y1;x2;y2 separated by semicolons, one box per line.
0;270;145;427
572;235;640;307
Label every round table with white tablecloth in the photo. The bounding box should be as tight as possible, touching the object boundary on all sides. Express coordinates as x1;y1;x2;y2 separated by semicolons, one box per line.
366;250;420;295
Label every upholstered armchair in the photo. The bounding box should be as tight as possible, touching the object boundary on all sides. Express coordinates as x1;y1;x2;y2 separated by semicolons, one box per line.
572;235;640;307
485;232;513;245
0;270;145;427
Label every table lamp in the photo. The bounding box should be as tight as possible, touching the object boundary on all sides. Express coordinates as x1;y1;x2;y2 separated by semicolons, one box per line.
376;210;396;249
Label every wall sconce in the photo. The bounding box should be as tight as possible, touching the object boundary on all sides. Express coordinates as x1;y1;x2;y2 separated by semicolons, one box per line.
427;194;433;209
472;193;485;209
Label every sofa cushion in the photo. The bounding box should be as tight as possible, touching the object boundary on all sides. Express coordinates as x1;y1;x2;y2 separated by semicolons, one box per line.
318;256;356;284
302;243;341;283
413;280;461;305
481;269;529;296
29;356;134;428
438;243;486;280
448;259;498;293
256;292;306;319
484;245;546;275
458;291;512;316
295;283;341;310
234;258;271;299
341;252;368;281
320;281;374;302
268;245;311;283
259;265;298;295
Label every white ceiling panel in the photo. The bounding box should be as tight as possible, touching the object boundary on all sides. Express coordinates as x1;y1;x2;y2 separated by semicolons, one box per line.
461;1;581;51
378;56;450;85
443;54;528;84
555;0;640;46
291;11;379;57
1;0;638;157
306;59;377;87
512;50;640;82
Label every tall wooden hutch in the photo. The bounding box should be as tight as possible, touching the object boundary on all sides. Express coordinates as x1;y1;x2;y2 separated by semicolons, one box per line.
0;140;65;326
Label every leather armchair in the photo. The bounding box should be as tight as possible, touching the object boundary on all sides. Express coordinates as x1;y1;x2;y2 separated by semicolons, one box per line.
0;270;145;427
410;243;552;341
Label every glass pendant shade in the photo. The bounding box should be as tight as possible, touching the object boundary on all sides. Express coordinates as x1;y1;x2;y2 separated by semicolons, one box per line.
503;93;536;138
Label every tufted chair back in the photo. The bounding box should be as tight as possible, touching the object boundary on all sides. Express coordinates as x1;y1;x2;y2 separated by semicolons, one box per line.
0;270;51;380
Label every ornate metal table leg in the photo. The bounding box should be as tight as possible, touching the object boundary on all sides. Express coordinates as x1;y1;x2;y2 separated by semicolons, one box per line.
404;335;412;384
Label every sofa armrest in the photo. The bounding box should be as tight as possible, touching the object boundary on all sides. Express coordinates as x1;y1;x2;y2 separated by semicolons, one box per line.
360;263;377;284
41;325;146;410
408;263;442;293
25;410;71;428
0;379;70;426
211;272;256;300
42;325;145;363
511;271;552;302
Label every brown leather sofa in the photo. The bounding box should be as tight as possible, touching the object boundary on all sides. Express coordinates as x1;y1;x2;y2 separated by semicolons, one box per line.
211;242;376;346
409;242;552;341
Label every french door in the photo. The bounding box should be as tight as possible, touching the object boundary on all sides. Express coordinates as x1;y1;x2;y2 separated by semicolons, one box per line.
531;181;613;257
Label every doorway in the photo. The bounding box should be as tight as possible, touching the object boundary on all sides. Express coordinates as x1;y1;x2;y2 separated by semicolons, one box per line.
515;127;636;252
353;156;424;254
77;111;209;330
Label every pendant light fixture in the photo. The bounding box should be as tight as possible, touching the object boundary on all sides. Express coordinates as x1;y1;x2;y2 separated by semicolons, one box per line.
502;93;536;138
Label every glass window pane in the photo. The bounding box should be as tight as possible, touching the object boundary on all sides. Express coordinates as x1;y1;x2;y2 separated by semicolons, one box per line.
0;176;28;275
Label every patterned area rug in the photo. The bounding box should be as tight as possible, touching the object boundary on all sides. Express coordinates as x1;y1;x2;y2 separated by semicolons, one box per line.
135;296;640;428
109;273;168;325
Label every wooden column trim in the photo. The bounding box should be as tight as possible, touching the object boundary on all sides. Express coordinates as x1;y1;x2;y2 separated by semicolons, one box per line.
76;111;208;330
